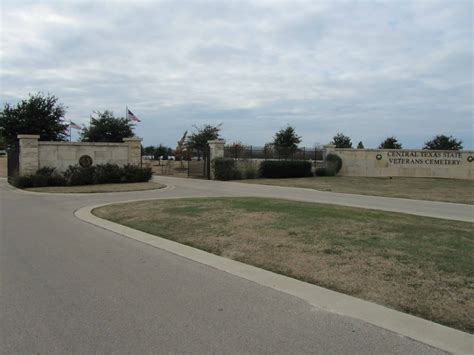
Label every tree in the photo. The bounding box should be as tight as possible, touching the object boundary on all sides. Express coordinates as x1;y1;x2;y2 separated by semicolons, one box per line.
155;144;169;159
273;125;302;158
379;136;402;149
423;135;463;150
0;92;68;146
143;145;156;156
0;135;6;150
331;133;352;148
228;141;246;159
80;110;134;142
175;130;188;162
187;124;222;159
357;141;365;149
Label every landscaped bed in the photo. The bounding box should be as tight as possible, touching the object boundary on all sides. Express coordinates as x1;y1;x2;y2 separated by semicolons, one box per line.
93;197;474;333
25;181;164;193
241;176;474;204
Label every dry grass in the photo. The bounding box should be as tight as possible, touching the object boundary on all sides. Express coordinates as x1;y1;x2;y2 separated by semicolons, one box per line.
242;176;474;204
26;181;165;193
94;197;474;333
0;156;6;178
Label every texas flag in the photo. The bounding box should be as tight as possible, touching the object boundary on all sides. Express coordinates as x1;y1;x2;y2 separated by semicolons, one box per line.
127;109;141;122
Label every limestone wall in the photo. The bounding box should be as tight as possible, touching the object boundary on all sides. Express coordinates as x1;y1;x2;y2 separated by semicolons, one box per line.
333;148;474;180
17;135;142;175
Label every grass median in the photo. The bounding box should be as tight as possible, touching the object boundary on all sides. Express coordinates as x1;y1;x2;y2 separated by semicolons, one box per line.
93;197;474;333
241;176;474;204
26;181;164;193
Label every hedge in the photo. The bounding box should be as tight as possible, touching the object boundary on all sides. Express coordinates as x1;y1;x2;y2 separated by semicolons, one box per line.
213;158;242;180
260;160;312;178
11;164;152;188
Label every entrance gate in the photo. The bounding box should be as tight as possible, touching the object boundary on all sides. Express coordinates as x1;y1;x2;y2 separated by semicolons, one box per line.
187;146;210;179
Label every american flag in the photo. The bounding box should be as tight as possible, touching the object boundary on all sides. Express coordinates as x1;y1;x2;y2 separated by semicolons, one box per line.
127;109;141;122
69;121;82;130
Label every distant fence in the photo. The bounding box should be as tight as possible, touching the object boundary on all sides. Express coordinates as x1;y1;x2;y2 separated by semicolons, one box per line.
224;145;324;161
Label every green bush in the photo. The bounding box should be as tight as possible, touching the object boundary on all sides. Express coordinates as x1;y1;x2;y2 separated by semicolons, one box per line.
260;160;312;178
11;164;152;188
315;167;336;176
64;165;96;186
213;158;242;180
11;167;66;188
94;163;123;184
325;153;342;173
121;164;152;182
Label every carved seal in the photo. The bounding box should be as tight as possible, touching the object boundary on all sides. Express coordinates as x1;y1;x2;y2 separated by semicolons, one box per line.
79;155;93;168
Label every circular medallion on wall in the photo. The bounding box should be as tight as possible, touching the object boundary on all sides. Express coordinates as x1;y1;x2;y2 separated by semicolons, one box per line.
468;156;473;163
79;155;93;167
376;154;383;161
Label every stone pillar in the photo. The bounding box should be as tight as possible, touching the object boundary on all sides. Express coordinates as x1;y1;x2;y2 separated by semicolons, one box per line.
18;134;40;175
208;139;225;180
123;137;142;166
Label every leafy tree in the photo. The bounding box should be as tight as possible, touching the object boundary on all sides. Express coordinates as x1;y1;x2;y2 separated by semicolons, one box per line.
187;123;222;160
273;125;302;158
80;110;134;142
379;136;402;149
228;141;246;159
0;92;68;145
331;133;352;148
357;141;365;149
175;130;188;162
155;144;169;159
423;135;463;150
143;145;156;156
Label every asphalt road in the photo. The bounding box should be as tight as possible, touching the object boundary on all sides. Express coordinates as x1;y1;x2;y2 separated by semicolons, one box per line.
1;177;461;353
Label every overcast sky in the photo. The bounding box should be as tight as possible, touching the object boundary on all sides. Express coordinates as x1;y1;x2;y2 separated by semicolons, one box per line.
1;0;472;148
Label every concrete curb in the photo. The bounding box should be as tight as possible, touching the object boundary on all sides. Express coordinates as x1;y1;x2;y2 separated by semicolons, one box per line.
75;200;473;355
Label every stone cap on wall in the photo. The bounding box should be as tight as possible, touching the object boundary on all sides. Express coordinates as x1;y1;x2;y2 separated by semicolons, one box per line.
123;137;142;142
208;139;225;144
17;134;40;139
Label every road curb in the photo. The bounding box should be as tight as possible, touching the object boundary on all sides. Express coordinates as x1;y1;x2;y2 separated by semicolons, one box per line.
75;200;473;355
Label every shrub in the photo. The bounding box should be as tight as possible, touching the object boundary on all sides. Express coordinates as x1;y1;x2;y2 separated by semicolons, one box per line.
244;163;259;179
315;167;336;176
121;164;152;182
94;163;123;184
10;167;66;188
260;160;312;178
213;158;242;180
325;153;342;174
64;165;96;186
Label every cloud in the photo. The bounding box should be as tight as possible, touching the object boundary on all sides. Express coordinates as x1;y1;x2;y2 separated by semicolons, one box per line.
0;0;472;149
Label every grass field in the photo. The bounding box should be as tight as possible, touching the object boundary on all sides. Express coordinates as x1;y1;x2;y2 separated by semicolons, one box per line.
26;181;164;193
93;197;474;333
242;176;474;204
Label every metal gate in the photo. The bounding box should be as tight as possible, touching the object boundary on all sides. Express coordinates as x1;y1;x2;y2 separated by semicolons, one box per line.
187;146;210;179
7;141;20;181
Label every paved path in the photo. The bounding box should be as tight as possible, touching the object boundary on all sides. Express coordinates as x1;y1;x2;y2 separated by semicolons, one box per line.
1;177;471;353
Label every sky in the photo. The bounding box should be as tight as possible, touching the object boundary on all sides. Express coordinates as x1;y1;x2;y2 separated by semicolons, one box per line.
1;0;472;149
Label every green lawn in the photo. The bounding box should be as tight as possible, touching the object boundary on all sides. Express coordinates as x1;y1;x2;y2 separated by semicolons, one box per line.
241;176;474;204
93;197;474;333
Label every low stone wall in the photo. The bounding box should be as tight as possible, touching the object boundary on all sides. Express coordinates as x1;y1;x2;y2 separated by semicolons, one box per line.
18;135;142;175
330;147;473;180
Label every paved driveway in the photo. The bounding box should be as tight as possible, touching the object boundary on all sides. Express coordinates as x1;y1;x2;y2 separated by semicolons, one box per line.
1;176;468;353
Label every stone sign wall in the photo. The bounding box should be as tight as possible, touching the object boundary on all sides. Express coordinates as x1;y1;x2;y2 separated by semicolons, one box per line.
17;134;142;176
328;147;473;180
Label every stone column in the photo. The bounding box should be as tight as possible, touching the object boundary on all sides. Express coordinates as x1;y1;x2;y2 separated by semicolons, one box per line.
18;134;40;175
208;139;225;180
123;137;142;166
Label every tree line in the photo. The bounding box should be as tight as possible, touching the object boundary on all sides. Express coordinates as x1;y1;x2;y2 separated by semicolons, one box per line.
0;93;465;152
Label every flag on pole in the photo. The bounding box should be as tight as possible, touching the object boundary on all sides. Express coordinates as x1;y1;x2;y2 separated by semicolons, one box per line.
127;109;141;122
69;121;82;130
